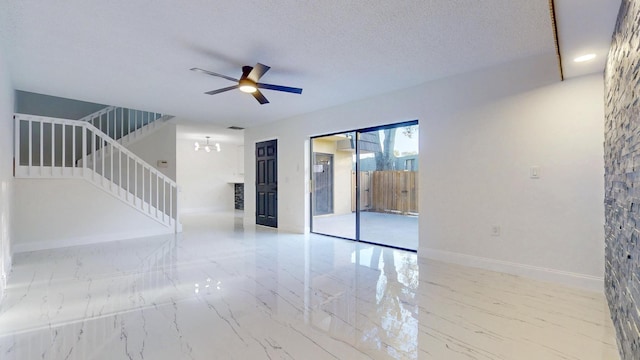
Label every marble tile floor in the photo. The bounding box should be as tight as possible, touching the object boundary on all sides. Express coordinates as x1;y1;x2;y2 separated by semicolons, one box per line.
0;212;619;359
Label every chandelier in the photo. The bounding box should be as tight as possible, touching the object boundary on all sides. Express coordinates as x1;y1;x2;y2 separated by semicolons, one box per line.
194;136;221;152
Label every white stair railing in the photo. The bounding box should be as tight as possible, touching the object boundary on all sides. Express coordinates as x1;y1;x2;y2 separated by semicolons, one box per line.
77;106;169;142
14;114;178;230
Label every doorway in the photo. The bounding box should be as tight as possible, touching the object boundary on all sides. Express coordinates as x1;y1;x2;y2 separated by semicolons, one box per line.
310;132;356;239
256;139;277;227
313;153;334;215
310;121;418;251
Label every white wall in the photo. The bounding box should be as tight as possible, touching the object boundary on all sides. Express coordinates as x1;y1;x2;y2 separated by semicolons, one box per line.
126;123;177;181
244;53;606;291
422;74;604;290
13;179;173;252
0;44;14;297
176;124;242;213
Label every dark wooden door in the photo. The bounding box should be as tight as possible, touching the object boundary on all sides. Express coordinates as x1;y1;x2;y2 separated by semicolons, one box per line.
313;153;333;215
256;140;278;227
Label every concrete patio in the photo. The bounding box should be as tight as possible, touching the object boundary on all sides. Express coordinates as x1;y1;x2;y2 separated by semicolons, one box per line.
312;211;418;250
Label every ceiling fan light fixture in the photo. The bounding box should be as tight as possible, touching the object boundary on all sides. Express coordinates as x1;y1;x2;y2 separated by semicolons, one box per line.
195;63;302;104
238;79;257;93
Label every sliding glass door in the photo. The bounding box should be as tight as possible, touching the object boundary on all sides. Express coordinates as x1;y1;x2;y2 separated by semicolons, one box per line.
311;132;356;239
357;124;419;250
311;121;418;251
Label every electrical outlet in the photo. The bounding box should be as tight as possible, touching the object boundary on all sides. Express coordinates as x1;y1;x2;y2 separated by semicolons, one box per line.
491;225;501;236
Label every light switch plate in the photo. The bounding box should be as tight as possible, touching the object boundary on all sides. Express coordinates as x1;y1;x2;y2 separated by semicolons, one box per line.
530;166;540;179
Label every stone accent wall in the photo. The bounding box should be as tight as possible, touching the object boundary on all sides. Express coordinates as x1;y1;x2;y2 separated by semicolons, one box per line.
604;1;640;359
234;183;244;210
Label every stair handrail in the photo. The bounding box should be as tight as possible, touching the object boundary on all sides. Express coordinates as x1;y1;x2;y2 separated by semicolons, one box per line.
15;113;177;187
77;106;170;142
14;113;178;230
77;105;117;122
88;120;177;188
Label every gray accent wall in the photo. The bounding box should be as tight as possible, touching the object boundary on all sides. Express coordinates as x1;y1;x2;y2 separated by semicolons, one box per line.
604;1;640;359
15;91;107;120
15;92;108;169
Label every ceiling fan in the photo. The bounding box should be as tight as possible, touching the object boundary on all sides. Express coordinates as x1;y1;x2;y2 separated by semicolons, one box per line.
190;63;303;105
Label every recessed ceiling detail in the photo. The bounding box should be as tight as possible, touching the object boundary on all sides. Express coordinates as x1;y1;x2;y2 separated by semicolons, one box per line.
554;0;621;78
574;54;597;63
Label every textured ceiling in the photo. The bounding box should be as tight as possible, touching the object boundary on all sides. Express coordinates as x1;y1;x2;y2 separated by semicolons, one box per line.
0;1;611;128
177;120;244;145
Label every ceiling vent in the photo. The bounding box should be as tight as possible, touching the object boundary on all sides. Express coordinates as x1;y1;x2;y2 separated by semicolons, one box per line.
227;126;244;130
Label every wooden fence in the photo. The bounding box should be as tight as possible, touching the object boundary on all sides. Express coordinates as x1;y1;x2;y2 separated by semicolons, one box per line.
351;171;419;214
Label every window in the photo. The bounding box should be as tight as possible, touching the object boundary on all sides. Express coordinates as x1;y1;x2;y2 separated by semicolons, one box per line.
405;159;415;171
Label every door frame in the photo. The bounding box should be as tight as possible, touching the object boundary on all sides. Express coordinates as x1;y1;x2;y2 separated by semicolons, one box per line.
309;120;419;252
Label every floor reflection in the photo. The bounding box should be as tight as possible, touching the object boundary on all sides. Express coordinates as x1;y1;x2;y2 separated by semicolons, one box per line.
310;244;419;359
0;235;182;359
0;213;619;360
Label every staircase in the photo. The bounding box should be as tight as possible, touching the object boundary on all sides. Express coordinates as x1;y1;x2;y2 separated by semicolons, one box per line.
14;113;179;230
78;106;173;145
76;106;173;167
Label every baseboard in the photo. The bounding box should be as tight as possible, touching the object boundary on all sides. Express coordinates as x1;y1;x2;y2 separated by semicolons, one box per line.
419;247;604;293
13;228;175;253
277;225;305;234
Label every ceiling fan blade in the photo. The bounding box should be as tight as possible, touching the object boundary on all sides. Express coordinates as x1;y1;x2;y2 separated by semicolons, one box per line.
252;90;270;104
204;85;239;95
248;63;270;82
241;66;253;80
257;83;303;94
191;68;238;82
